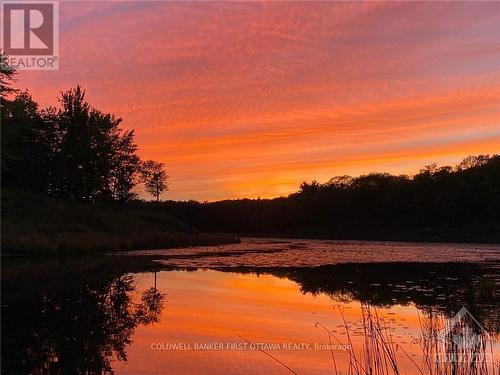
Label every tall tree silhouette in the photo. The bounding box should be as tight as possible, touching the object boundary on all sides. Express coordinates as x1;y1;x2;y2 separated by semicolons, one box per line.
141;160;169;202
53;86;141;200
1;82;145;201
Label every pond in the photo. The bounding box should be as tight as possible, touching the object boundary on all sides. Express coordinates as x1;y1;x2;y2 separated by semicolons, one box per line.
2;238;499;374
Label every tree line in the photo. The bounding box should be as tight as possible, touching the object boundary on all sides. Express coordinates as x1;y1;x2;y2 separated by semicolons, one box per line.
1;55;168;202
155;154;500;242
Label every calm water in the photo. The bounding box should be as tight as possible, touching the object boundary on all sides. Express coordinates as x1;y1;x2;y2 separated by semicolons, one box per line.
3;238;500;374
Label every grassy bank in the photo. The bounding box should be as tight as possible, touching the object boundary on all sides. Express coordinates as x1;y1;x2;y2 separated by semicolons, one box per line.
1;189;239;254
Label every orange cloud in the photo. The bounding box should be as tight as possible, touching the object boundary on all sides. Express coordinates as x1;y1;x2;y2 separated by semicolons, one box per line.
17;2;500;200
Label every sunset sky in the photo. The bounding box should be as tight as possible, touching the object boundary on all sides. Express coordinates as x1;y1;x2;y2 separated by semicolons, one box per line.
17;1;500;201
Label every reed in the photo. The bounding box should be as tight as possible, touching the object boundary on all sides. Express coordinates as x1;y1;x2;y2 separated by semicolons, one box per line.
418;310;498;375
316;305;498;375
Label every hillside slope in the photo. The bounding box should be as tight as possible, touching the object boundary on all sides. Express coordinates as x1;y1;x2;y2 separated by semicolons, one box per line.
1;189;238;254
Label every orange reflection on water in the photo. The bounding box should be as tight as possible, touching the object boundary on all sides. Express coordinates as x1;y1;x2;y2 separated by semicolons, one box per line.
109;269;460;375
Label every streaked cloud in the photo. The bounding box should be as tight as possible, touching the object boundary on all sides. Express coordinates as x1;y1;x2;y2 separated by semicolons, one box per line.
18;1;500;200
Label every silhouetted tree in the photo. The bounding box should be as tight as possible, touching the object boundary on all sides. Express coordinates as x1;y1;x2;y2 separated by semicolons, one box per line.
456;155;489;171
141;160;168;202
1;90;50;191
1;81;148;201
298;180;320;195
51;85;142;200
136;286;166;325
0;52;17;103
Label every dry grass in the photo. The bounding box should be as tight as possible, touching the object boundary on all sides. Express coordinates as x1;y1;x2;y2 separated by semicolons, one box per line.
417;311;499;375
2;188;239;253
2;230;239;254
316;305;498;375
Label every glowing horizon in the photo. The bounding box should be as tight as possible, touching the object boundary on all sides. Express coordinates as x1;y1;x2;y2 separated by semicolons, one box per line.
16;1;500;201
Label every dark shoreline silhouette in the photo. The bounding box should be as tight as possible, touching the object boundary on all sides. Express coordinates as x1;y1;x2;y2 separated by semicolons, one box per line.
147;154;500;244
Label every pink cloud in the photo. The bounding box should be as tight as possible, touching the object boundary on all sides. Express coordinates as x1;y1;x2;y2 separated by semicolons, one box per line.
16;1;500;200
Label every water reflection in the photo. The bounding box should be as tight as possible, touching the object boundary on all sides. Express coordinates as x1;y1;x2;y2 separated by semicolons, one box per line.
222;262;500;334
2;256;498;374
2;264;165;375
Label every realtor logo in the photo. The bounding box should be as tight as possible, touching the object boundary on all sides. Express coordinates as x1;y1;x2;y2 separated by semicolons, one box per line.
436;306;493;363
1;1;59;70
440;307;483;347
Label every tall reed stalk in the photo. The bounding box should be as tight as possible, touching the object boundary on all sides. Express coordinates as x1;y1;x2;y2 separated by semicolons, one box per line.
316;305;498;375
